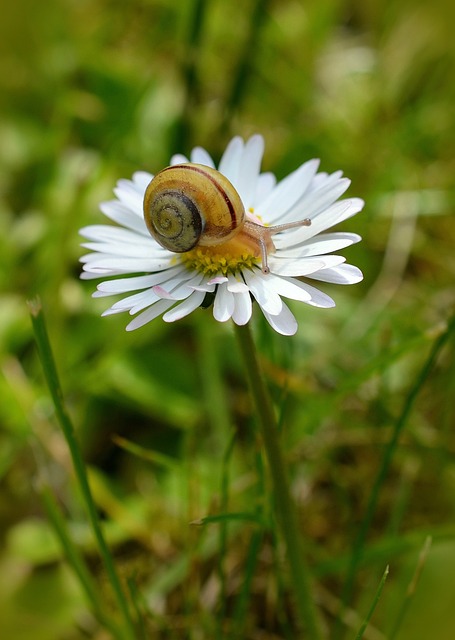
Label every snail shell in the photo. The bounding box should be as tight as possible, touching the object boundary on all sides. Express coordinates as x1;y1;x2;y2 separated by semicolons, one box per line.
143;163;245;253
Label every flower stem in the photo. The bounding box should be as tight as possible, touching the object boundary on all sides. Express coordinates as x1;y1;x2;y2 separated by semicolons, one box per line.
234;323;323;639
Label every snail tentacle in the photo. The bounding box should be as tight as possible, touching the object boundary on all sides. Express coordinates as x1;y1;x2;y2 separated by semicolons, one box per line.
243;218;312;274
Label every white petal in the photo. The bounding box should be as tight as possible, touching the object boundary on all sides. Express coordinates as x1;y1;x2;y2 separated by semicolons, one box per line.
82;241;160;258
110;289;160;313
81;270;117;280
153;273;205;302
263;274;312;302
235;135;264;208
116;177;144;197
94;267;185;295
287;178;352;223
80;224;150;245
308;169;343;192
99;201;150;235
190;147;215;167
213;282;235;322
132;171;153;190
242;270;283;314
152;285;175;299
207;276;228;285
226;274;252;325
101;290;160;316
81;256;175;274
218;136;244;184
268;255;346;277
126;300;176;331
100;306;127;317
80;249;167;265
308;263;363;284
232;290;253;325
255;159;320;223
226;275;249;293
339;197;364;220
277;199;363;247
253;172;276;207
192;282;217;293
293;281;336;308
171;154;189;165
114;180;145;217
261;302;298;336
162;290;206;322
274;232;361;256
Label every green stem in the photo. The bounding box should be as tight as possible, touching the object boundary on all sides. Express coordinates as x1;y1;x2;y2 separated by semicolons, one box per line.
29;298;136;640
234;323;323;639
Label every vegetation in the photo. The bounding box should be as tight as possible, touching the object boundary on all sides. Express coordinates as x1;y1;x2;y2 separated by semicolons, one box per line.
1;0;454;638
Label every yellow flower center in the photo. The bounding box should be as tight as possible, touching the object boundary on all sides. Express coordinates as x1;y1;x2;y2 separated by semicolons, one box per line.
181;212;274;277
182;233;261;277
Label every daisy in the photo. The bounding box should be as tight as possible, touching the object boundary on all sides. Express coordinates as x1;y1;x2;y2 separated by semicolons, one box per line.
80;135;363;336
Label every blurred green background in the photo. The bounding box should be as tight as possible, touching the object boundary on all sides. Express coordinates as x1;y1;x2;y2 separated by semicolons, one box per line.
1;0;455;638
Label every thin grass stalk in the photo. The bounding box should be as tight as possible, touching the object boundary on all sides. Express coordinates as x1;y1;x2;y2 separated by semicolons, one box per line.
126;576;148;640
196;319;238;633
174;0;208;152
353;565;389;640
337;312;455;635
217;430;236;637
218;0;270;136
230;450;266;638
389;536;432;640
234;322;323;639
196;316;232;442
40;484;123;639
231;528;264;637
29;298;136;640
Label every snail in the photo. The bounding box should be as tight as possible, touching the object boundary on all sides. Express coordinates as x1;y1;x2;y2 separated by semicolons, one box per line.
143;163;311;274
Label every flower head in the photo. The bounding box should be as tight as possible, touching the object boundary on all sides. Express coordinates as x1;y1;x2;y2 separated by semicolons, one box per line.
80;135;363;336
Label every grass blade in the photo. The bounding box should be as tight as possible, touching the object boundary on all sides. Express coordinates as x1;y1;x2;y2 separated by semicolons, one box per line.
353;565;389;640
219;0;271;135
389;536;432;640
338;312;455;631
174;0;208;151
230;529;264;638
40;484;122;639
28;297;136;639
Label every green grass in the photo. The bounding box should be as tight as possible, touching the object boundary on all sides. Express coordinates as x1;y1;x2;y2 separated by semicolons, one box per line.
1;0;455;638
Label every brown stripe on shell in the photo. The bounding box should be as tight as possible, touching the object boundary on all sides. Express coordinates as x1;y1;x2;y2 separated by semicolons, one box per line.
160;164;238;232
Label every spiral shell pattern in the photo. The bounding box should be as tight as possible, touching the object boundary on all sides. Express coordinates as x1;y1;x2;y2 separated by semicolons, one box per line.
143;164;245;253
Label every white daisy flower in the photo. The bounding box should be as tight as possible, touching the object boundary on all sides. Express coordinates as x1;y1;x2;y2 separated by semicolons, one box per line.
80;135;363;336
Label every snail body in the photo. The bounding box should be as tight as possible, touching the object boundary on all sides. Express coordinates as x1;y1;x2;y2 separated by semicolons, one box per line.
143;164;245;253
143;163;311;274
